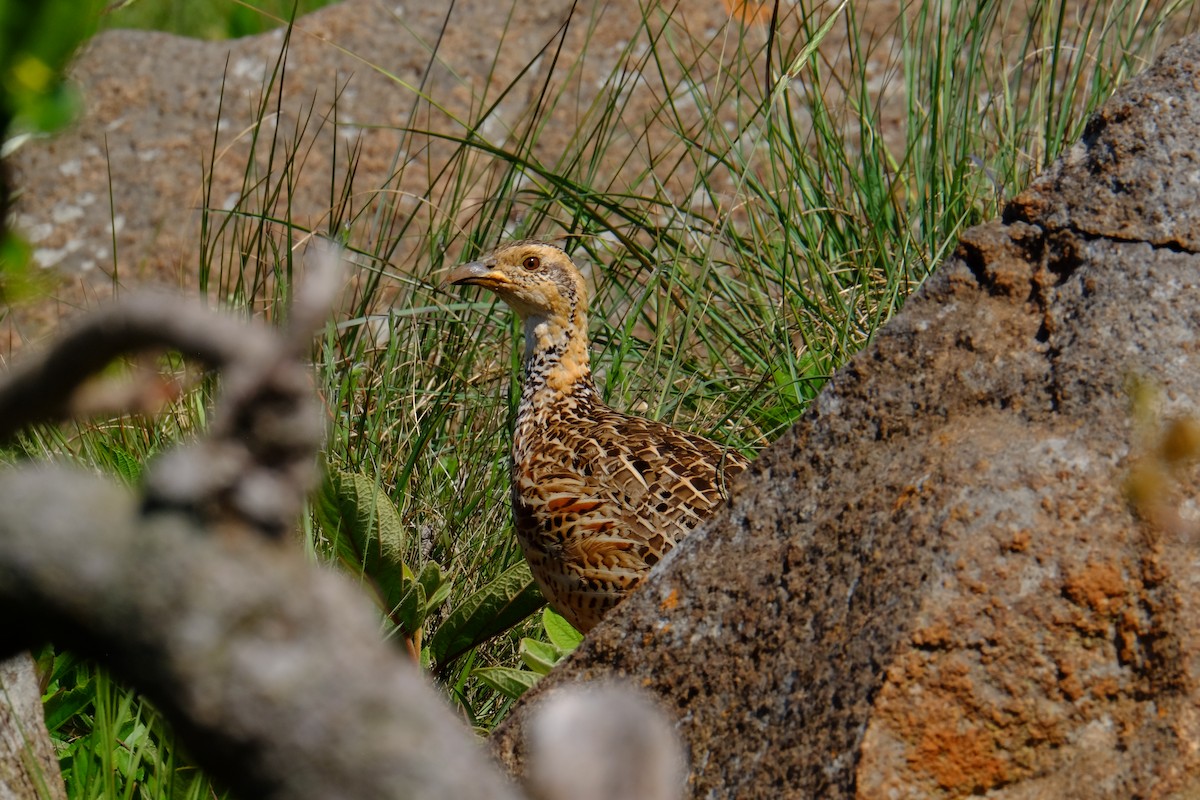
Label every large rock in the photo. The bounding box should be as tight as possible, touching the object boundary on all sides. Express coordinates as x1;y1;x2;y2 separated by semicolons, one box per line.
490;33;1200;798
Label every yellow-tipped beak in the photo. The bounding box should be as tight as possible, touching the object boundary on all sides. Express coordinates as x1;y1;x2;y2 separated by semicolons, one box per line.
444;261;511;289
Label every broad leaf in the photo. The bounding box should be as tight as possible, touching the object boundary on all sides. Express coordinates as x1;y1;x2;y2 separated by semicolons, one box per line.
519;638;561;675
471;666;540;701
315;469;408;610
429;561;545;668
395;580;426;636
96;440;142;484
41;685;94;732
541;606;583;652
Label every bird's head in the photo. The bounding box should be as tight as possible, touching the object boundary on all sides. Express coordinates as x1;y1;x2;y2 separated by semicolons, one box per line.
445;241;588;325
447;241;594;389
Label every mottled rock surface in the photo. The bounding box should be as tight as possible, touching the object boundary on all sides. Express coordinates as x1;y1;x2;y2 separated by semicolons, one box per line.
0;653;66;800
490;33;1200;799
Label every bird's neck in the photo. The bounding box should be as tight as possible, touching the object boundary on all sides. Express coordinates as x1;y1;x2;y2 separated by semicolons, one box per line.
520;311;597;403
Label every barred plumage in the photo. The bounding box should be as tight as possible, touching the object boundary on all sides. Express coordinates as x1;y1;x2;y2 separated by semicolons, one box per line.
448;242;748;631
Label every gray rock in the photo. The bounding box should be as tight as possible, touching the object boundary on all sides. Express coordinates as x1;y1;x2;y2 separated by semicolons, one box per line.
490;32;1200;799
0;653;66;800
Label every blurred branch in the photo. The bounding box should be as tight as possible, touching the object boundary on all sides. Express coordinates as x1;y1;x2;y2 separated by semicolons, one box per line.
0;294;272;440
0;464;526;799
0;243;528;798
0;241;683;800
0;242;343;539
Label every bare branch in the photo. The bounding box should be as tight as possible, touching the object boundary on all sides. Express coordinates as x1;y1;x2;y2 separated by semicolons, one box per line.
283;237;347;351
0;243;566;798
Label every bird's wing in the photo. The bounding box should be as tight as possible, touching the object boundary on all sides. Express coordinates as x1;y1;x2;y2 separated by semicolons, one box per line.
530;408;748;570
511;405;748;629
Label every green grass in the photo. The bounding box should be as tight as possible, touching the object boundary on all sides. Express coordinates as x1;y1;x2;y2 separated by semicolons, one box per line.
36;647;216;800
11;0;1198;795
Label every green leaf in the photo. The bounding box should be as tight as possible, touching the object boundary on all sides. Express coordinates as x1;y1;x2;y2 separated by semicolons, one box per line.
417;562;449;612
315;469;408;609
394;579;425;636
542;606;583;652
42;685;94;732
0;232;35;293
0;0;105;135
113;720;151;778
95;440;142;484
40;647;84;689
425;574;453;615
392;563;452;635
519;638;560;675
419;562;453;619
428;561;545;668
471;666;540;701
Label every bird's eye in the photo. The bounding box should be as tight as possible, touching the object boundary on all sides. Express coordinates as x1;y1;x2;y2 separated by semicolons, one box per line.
522;256;541;271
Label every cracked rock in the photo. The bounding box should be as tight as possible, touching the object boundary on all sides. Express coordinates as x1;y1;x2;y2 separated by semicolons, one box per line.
490;32;1200;800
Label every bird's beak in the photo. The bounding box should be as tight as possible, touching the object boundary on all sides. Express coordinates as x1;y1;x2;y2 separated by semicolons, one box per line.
444;261;511;289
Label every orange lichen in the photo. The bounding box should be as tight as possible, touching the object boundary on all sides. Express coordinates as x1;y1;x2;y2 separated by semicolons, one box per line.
892;483;922;513
722;0;773;25
1005;529;1031;552
914;717;1009;794
1062;561;1126;614
911;622;953;648
1056;661;1085;701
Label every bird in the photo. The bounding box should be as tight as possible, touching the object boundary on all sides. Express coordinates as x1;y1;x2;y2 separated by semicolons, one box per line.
447;241;750;632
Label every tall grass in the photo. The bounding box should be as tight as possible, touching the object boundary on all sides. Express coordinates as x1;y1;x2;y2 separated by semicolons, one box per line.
14;0;1197;795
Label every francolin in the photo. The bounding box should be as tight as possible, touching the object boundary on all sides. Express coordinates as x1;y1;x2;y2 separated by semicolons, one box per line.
447;242;749;632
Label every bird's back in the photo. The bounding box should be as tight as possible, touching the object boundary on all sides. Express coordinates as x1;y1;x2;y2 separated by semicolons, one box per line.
512;388;749;631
